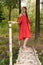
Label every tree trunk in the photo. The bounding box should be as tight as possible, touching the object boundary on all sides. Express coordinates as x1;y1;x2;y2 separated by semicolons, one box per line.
19;0;21;14
35;0;40;40
9;7;12;21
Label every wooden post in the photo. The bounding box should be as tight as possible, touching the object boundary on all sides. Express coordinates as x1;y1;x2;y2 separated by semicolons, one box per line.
8;21;18;65
9;22;12;65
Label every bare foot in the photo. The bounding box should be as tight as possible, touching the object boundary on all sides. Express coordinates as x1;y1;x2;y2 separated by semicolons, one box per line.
22;46;28;50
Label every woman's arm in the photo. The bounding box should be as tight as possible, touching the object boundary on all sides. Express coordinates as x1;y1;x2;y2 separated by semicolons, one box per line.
8;21;18;24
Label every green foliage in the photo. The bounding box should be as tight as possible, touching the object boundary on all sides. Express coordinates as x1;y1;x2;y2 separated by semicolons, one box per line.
0;0;19;20
0;2;4;23
0;58;9;65
27;1;36;33
40;5;43;23
39;54;43;65
12;24;18;33
40;5;43;33
1;0;19;9
0;20;8;36
0;45;9;65
13;48;19;64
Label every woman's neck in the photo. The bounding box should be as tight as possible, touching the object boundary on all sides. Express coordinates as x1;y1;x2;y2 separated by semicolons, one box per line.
22;13;26;16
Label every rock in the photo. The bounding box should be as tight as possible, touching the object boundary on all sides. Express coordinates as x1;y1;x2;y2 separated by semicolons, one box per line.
14;47;41;65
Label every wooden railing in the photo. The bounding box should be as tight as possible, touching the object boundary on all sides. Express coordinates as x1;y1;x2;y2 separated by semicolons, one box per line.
8;21;18;65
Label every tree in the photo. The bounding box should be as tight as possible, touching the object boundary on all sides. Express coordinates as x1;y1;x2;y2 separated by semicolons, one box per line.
35;0;40;39
27;0;40;39
1;0;19;21
19;0;21;14
0;2;4;23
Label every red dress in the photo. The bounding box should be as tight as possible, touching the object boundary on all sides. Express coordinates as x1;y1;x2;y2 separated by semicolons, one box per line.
17;14;31;40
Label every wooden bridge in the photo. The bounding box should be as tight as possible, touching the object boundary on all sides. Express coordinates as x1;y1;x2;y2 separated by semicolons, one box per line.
8;21;41;65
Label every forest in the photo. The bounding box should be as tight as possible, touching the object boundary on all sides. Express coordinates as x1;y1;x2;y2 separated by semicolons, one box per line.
0;0;43;65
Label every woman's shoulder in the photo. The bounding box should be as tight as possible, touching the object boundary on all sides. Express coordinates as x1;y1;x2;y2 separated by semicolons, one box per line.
19;14;23;18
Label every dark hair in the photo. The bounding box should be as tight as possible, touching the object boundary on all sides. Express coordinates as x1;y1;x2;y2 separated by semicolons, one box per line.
23;7;28;24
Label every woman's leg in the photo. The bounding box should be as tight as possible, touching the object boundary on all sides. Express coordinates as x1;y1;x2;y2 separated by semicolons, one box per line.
18;40;23;48
23;38;29;49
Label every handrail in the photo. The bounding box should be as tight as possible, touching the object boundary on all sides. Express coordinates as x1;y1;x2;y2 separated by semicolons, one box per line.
8;21;18;65
8;21;18;24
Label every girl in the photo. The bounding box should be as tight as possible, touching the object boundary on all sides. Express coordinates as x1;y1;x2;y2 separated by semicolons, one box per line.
17;7;31;49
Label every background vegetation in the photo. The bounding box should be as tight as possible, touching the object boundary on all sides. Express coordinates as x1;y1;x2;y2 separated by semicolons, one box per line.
0;0;43;65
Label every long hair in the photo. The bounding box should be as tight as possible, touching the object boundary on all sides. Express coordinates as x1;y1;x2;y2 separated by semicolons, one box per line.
23;7;28;24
